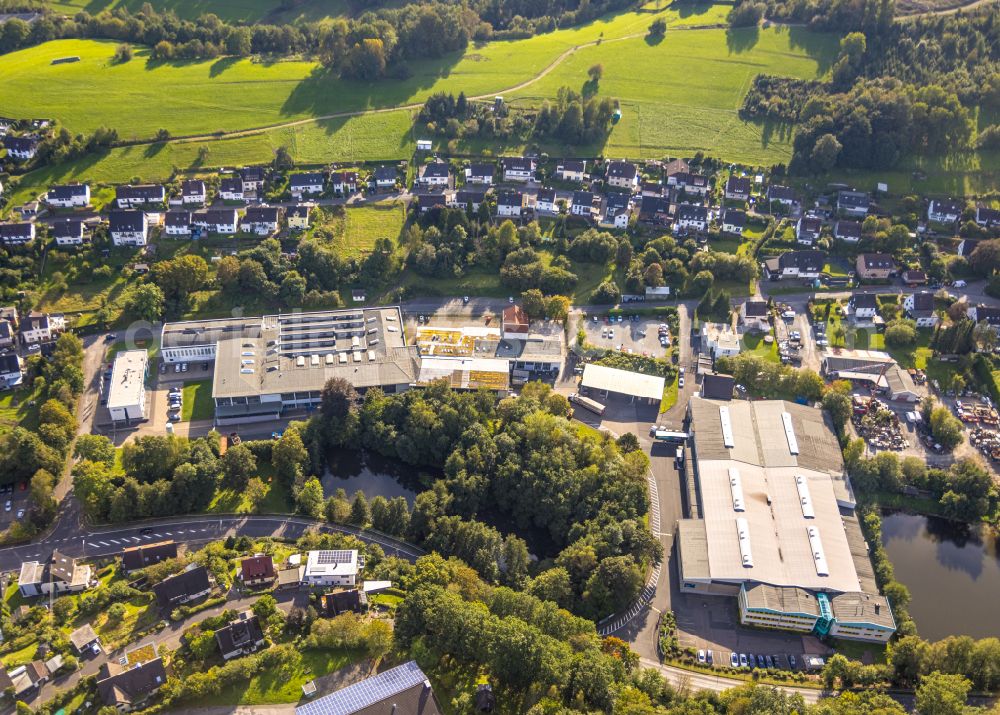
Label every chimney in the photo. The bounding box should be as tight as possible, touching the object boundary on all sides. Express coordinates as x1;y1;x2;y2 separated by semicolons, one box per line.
875;604;881;615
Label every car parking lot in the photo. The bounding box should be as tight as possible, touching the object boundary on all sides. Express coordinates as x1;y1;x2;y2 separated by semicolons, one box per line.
0;481;32;529
580;313;672;359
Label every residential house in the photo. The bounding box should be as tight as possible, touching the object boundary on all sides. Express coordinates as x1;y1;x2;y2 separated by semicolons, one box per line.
19;201;39;219
416;192;449;213
239;554;276;587
152;565;211;608
605;160;639;190
52;218;87;246
289;172;325;198
739;300;770;332
121;541;177;573
302;549;361;587
958;238;980;259
45;655;64;677
242;206;282;236
763;250;826;281
701;322;741;358
164;210;192;236
115;184;165;208
69;623;101;655
664;158;690;177
9;661;48;697
45;183;90;208
0;353;23;388
453;189;486;212
901;270;927;286
330;171;359;194
599;192;631;229
641;182;665;197
239;166;266;193
193;208;239;235
837;190;870;217
534;188;558;214
319;589;366;617
96;657;167;712
834;219;862;243
465;163;495;186
556;160;587;182
975;206;1000;229
928;198;963;224
287;204;311;231
218;177;245;202
500;157;535;182
638;195;671;227
675;204;708;232
277;565;303;590
0;222;35;246
0;312;15;350
570;190;597;219
417;162;450;188
294;661;442;715
720;208;746;235
215;611;266;660
795;216;822;245
724;176;751;201
848;293;879;324
903;291;939;328
20;311;64;345
108;210;148;246
766;184;796;208
856;253;895;280
18;551;92;597
496;189;524;217
180;179;206;205
2;135;38;160
967;304;1000;332
668;171;710;196
372;166;398;190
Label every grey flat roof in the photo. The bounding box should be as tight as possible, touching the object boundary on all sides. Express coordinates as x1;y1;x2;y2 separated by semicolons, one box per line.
830;591;895;628
161;317;262;350
107;350;147;410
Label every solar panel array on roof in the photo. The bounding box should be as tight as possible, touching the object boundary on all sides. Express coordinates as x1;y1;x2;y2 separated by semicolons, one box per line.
315;550;354;565
296;660;429;715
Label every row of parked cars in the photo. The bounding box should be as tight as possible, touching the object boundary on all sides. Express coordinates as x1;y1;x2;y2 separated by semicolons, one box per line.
166;386;182;422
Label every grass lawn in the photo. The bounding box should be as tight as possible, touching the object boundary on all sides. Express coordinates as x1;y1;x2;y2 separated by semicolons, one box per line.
741;331;779;362
206;461;293;514
831;638;887;665
1;640;40;668
189;648;363;706
659;374;679;414
181;379;215;421
0;384;42;434
318;202;408;260
712;236;743;254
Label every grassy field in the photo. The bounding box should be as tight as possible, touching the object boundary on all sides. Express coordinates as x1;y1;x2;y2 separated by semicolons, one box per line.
0;385;42;434
205;460;292;514
741;331;779;362
314;202;408;260
181;379;214;421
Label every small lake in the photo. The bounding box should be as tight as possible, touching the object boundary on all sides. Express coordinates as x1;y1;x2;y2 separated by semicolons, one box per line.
880;511;1000;641
321;449;426;505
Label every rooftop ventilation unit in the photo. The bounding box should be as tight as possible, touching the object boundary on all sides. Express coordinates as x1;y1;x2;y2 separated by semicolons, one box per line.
736;517;753;567
782;412;799;454
806;526;829;576
720;406;734;448
728;467;745;512
325;354;334;365
795;475;815;518
310;355;319;367
295;356;305;367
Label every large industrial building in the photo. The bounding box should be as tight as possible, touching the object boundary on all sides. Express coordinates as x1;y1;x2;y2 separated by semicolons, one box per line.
677;396;896;642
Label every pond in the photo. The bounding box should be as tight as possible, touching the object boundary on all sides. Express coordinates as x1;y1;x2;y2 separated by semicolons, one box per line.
320;449;425;506
880;511;1000;641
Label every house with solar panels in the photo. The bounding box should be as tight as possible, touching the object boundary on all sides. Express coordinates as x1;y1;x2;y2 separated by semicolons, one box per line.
296;660;441;715
303;550;362;587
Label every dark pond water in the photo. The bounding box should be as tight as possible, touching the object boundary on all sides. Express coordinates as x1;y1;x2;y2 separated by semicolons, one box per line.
880;510;1000;641
321;449;426;506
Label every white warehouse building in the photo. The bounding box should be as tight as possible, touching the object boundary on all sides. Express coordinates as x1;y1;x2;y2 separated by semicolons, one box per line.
106;349;148;423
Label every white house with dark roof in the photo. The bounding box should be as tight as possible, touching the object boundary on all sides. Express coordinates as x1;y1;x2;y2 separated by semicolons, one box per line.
837;190;870;217
287;204;311;231
239;166;266;193
115;184;165;208
676;204;708;232
372;166;398;190
330;171;358;194
834;219;862;243
496;189;524;217
767;184;796;207
725;176;751;201
453;189;486;212
0;353;23;388
668;172;710;196
45;183;90;208
109;211;148;246
52;218;87;246
556;160;587;182
599;192;631;229
19;551;92;597
2;135;38;160
638;195;671;227
181;179;206;205
303;549;361;587
193;208;238;235
928;199;963;224
975;206;1000;229
242;206;282;236
966;304;1000;333
720;208;746;235
417;162;450;188
289;172;325;198
218;177;244;202
848;292;879;323
534;188;558;214
465;163;494;185
740;300;770;332
164;210;192;236
605;160;639;190
415;192;449;213
796;216;822;245
500;157;535;182
0;222;35;246
903;291;938;327
763;250;826;281
20;311;64;345
855;253;894;280
570;190;597;219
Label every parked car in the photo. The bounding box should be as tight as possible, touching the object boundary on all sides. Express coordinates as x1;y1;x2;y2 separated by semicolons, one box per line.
765;655;774;668
788;655;797;669
678;376;685;388
169;414;181;422
15;509;24;520
181;363;189;372
739;654;748;668
730;653;739;667
4;500;10;512
697;650;706;664
174;364;181;373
